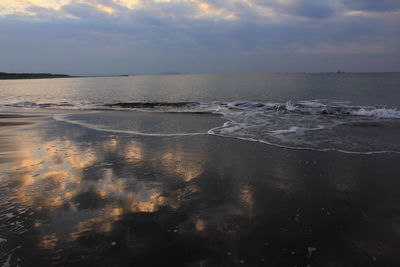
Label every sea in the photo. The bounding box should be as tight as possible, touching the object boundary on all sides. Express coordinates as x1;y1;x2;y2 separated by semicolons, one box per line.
1;72;400;153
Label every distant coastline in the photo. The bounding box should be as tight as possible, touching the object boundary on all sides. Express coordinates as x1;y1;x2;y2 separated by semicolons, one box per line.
157;72;180;75
1;71;399;80
0;72;72;80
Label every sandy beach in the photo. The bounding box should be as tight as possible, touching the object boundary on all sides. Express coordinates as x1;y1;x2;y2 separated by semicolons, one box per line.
2;0;400;264
1;112;400;266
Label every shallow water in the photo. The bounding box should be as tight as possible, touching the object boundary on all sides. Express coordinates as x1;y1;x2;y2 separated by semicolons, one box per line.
54;111;225;136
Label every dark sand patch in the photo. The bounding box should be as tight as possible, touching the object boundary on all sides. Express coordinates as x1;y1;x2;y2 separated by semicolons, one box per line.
0;114;43;119
0;114;44;127
0;121;33;127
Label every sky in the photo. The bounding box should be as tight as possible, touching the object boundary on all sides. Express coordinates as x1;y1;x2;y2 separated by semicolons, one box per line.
1;0;399;75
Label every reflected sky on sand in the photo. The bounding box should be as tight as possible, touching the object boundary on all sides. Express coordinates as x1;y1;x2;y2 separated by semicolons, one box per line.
1;115;400;266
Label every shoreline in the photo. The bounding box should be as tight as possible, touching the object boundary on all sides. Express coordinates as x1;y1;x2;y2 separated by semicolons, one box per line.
3;110;400;156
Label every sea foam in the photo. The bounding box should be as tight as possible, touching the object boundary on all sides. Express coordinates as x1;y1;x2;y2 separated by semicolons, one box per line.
7;99;398;154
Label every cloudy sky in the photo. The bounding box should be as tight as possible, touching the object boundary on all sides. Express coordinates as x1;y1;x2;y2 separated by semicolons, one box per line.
1;0;399;75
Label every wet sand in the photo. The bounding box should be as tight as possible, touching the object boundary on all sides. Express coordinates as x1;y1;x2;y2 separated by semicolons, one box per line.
0;114;44;164
1;113;400;266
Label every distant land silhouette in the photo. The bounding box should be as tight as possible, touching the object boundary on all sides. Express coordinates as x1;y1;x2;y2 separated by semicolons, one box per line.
0;72;72;80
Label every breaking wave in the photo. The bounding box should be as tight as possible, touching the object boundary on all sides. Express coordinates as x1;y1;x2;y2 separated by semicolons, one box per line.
3;100;400;118
3;100;400;153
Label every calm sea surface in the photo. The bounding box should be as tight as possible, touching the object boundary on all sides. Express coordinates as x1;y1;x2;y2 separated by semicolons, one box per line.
0;73;399;106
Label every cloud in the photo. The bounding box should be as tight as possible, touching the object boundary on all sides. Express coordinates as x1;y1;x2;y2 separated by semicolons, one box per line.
290;1;335;19
61;3;110;18
0;0;399;74
342;0;400;12
294;41;398;54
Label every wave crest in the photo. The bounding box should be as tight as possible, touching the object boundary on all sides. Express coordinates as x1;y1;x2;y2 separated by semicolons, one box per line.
4;99;400;153
3;99;400;119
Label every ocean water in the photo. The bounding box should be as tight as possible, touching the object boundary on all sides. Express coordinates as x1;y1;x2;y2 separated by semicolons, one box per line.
1;73;400;153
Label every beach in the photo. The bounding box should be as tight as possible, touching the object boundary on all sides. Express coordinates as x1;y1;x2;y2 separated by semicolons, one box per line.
2;0;400;264
1;112;400;266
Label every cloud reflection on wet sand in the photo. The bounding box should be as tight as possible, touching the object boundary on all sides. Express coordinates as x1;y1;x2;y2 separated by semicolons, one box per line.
1;115;400;266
